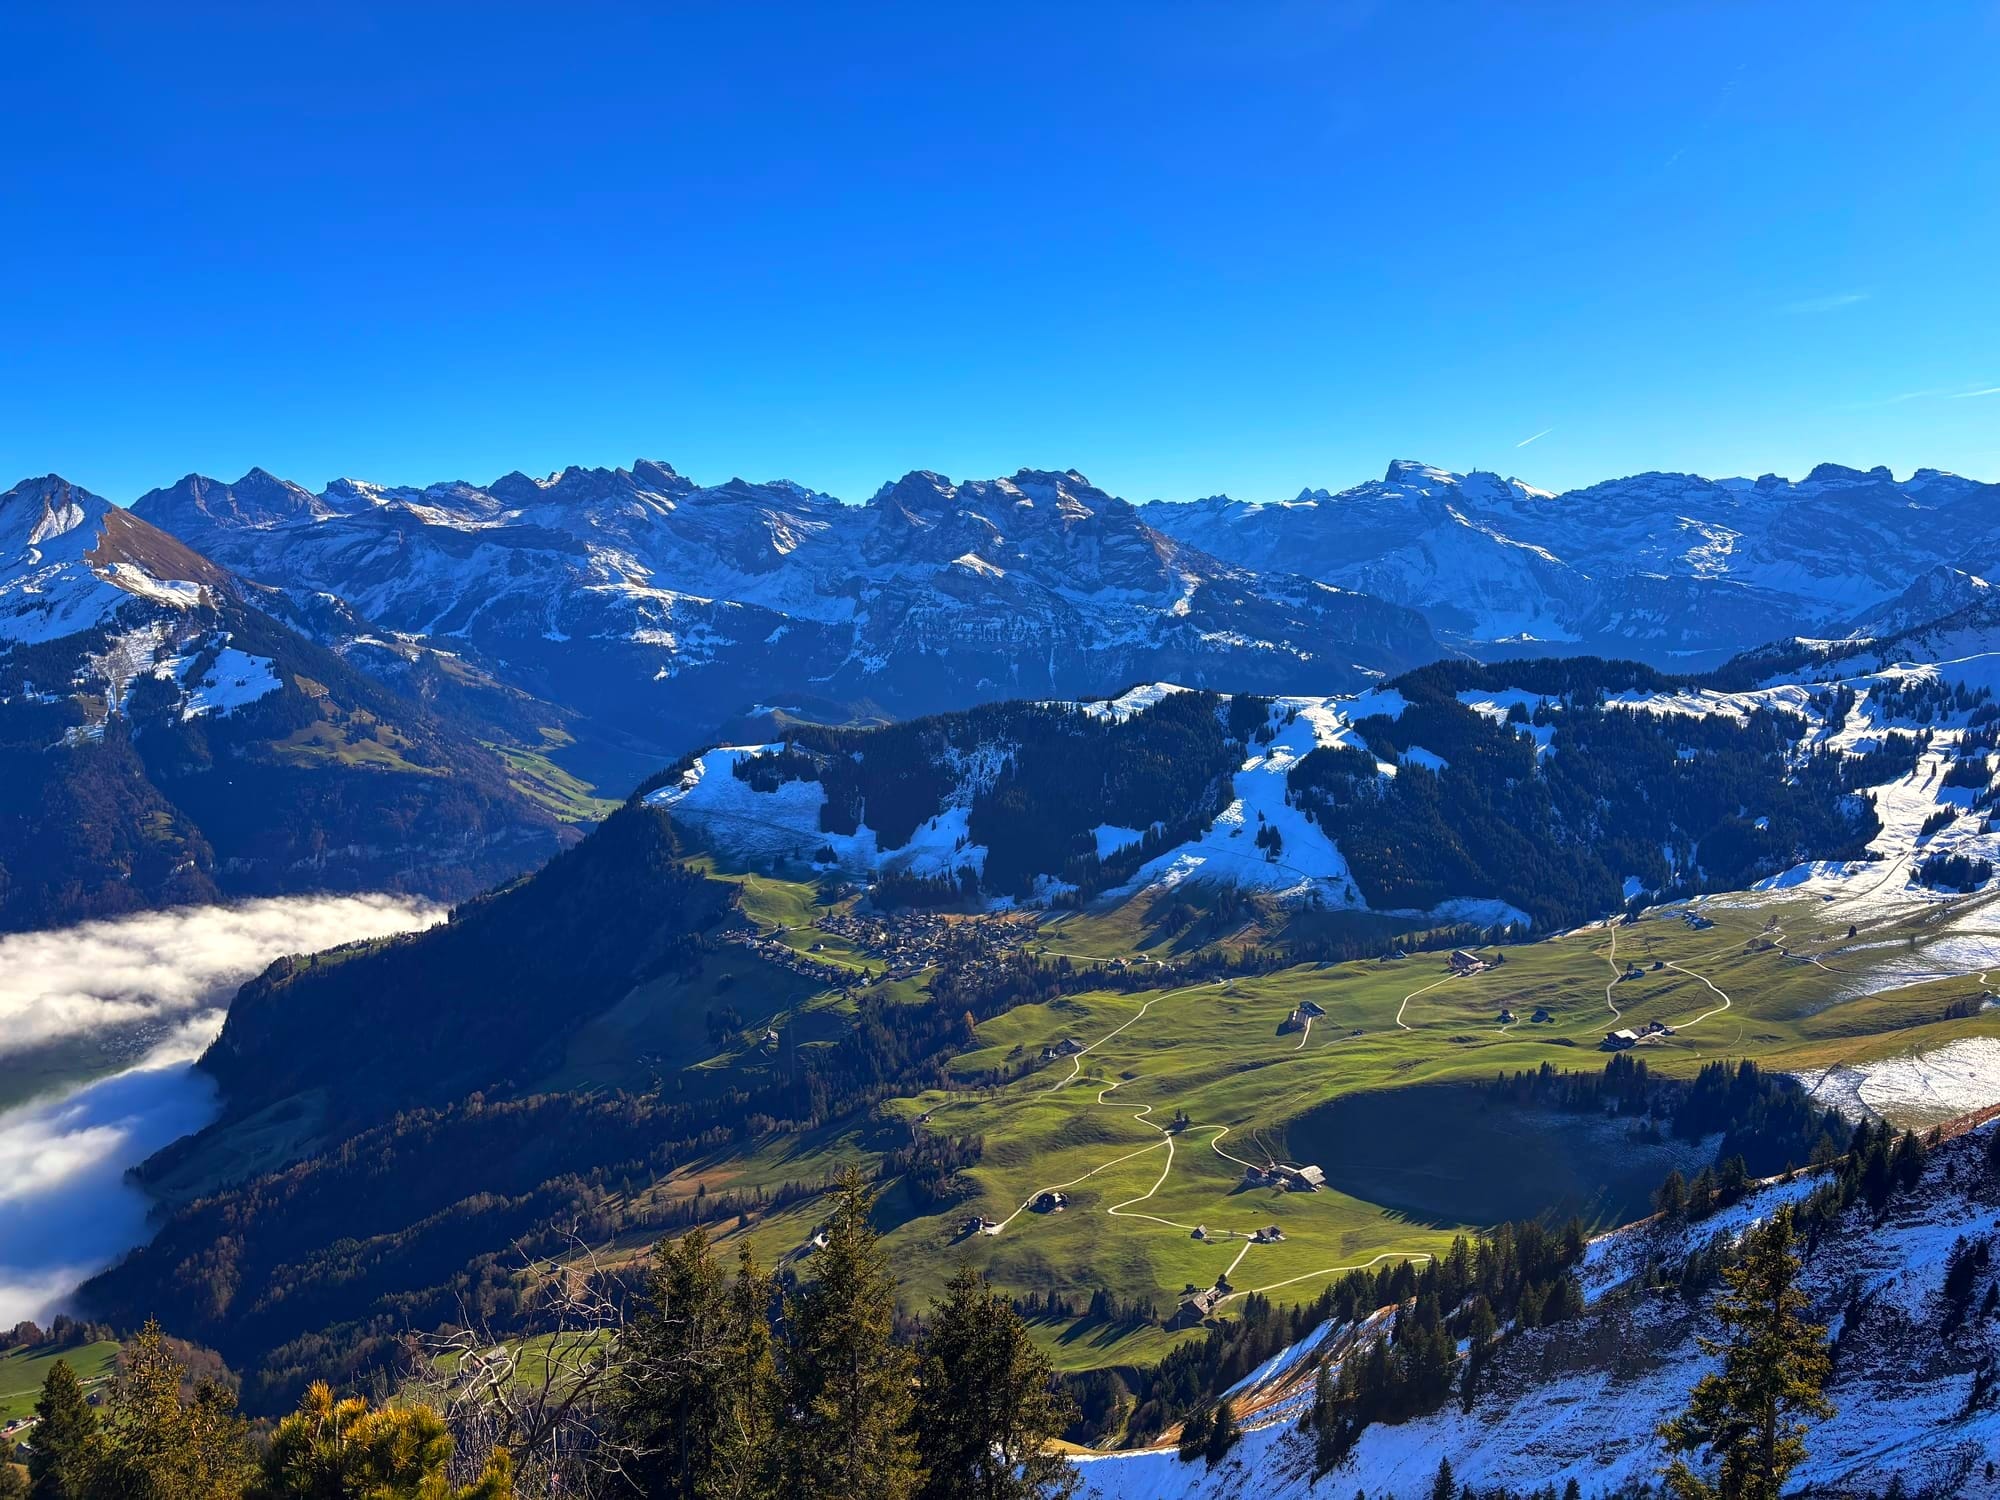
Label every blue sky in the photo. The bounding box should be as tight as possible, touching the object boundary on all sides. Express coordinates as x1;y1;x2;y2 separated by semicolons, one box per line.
4;2;1996;504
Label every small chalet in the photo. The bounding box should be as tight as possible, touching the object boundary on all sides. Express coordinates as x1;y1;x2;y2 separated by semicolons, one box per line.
1251;1225;1285;1244
1449;949;1489;976
1169;1287;1226;1330
1278;1163;1326;1193
1603;1028;1640;1051
1033;1190;1068;1213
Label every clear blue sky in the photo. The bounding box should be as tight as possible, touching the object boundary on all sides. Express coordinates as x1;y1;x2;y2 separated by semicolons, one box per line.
4;2;1996;504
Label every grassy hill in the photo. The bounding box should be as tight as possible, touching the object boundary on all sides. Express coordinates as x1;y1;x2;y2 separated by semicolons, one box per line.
0;1341;118;1425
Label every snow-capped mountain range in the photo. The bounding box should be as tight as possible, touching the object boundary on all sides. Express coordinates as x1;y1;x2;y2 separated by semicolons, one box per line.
101;453;2000;768
125;463;1439;764
1142;459;2000;666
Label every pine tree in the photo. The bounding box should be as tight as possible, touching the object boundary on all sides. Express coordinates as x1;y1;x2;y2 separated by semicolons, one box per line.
706;1243;782;1500
1656;1168;1690;1221
781;1168;918;1500
1429;1455;1456;1500
607;1224;731;1498
260;1382;512;1498
913;1265;1079;1500
91;1320;254;1500
27;1359;96;1500
1177;1402;1213;1463
1203;1398;1238;1468
1659;1207;1834;1500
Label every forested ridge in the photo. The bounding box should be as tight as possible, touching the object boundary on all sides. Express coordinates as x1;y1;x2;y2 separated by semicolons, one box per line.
641;687;1244;899
1297;657;1881;929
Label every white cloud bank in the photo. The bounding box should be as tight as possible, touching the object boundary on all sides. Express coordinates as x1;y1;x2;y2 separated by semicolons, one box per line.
0;894;445;1326
0;893;444;1057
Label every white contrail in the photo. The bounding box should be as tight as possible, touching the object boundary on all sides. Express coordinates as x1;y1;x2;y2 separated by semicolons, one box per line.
1515;427;1553;448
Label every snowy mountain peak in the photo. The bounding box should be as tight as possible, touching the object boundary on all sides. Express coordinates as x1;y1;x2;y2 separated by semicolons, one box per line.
1382;458;1458;485
1;474;226;644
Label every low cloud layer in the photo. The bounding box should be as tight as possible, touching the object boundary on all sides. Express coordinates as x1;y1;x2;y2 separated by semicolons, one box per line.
0;1044;220;1326
0;893;444;1057
0;894;446;1326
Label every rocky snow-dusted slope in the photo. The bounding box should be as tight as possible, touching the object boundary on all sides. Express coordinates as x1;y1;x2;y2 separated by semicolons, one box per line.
1075;1117;2000;1498
0;476;567;931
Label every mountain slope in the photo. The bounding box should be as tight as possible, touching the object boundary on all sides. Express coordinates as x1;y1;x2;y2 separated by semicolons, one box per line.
1074;1114;2000;1498
0;475;571;930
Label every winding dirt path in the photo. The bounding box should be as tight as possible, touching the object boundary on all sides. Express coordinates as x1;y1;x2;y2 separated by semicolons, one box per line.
1394;973;1457;1030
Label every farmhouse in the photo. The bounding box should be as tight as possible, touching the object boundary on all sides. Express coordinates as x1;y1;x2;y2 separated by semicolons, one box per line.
1449;949;1490;976
1498;1009;1517;1025
1033;1190;1068;1213
1242;1163;1276;1187
1168;1286;1226;1330
1251;1224;1285;1244
1277;1163;1326;1193
1603;1028;1640;1051
1041;1036;1086;1060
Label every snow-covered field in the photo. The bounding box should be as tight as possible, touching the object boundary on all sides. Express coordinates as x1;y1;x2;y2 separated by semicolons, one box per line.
1797;1036;2000;1126
645;744;990;881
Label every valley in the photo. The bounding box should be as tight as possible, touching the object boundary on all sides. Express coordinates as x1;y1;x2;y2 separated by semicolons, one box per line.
603;868;2000;1378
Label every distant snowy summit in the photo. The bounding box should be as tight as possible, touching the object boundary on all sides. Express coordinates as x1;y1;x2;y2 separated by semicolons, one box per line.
1141;457;2000;668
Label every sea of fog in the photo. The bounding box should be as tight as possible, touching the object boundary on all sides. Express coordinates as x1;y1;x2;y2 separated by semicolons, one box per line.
0;894;444;1326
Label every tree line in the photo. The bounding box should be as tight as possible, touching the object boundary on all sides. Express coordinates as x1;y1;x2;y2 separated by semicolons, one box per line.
16;1172;1076;1500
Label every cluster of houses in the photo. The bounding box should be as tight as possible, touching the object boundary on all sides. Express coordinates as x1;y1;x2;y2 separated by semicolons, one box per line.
1242;1161;1326;1192
725;928;858;990
1603;1019;1676;1051
817;909;1032;982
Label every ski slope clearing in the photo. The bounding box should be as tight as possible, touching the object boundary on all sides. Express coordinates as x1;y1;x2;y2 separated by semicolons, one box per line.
1130;696;1366;905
